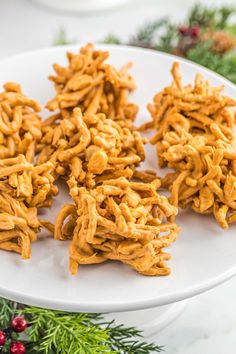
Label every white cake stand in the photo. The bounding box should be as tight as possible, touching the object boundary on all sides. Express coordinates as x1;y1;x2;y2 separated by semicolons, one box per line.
31;0;129;13
0;45;236;334
106;301;188;336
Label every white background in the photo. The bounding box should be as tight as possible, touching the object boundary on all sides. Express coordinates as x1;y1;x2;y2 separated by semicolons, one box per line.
1;1;236;353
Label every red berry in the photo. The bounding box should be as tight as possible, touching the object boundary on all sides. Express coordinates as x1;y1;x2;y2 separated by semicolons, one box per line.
0;330;6;346
190;26;200;38
11;316;27;333
10;341;26;354
179;25;189;36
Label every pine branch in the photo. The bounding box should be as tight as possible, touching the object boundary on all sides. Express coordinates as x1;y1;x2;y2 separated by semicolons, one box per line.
188;4;216;28
186;41;236;84
129;19;168;48
1;301;165;353
105;321;163;353
0;298;14;328
155;23;178;53
21;307;163;354
216;6;235;29
23;308;111;354
187;4;235;29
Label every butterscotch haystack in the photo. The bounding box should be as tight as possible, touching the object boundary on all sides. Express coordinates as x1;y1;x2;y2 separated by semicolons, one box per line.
55;177;179;276
144;62;236;167
147;62;236;229
0;82;42;162
0;154;57;258
0;83;58;258
164;134;236;229
37;108;146;188
46;43;138;126
40;106;180;276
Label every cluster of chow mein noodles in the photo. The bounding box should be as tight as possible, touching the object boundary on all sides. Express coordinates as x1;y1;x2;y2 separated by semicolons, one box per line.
37;107;146;187
0;43;180;277
46;43;138;127
146;62;236;229
0;82;42;161
0;84;57;258
55;178;178;276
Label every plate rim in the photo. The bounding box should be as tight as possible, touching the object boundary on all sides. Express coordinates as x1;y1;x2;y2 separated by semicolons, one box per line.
0;263;235;313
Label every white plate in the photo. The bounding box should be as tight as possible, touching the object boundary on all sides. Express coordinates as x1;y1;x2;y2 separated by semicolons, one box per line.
0;45;236;313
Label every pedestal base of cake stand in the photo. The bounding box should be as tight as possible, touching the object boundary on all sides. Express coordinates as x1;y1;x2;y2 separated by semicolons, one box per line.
106;301;187;337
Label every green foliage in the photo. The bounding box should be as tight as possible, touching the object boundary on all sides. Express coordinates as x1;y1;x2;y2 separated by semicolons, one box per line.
23;308;111;354
0;298;14;328
187;4;235;29
101;4;236;84
187;41;236;84
0;297;163;353
53;27;75;46
227;23;236;36
129;19;168;48
19;306;162;354
155;23;178;53
188;4;216;28
103;34;121;45
101;4;236;51
216;6;235;29
105;321;163;353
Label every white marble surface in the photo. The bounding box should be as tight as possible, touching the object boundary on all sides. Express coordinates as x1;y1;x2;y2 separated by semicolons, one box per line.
154;279;236;354
1;0;236;353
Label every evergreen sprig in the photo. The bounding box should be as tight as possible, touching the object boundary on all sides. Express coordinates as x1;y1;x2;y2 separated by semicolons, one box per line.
102;4;236;84
0;298;14;328
0;298;163;353
187;4;234;29
106;321;163;353
129;19;169;48
186;41;236;84
24;308;110;354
